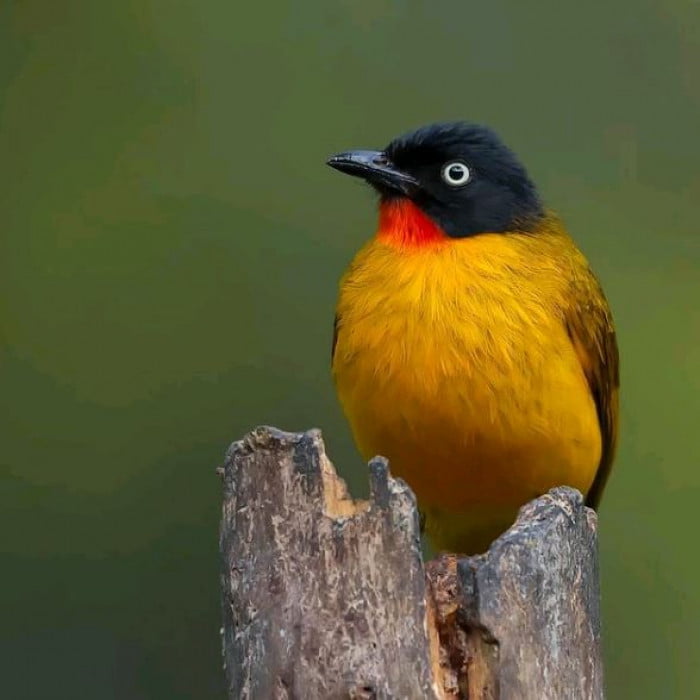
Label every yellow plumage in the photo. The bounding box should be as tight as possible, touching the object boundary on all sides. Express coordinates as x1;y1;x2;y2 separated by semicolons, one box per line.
327;122;619;554
333;215;615;553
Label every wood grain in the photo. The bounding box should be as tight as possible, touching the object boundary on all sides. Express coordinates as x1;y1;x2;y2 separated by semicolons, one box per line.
220;427;603;699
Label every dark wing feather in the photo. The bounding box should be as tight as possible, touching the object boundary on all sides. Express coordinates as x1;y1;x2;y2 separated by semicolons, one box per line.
331;314;339;363
564;272;620;508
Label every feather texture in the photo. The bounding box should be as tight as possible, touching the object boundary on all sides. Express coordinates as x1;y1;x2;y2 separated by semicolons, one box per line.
332;210;618;552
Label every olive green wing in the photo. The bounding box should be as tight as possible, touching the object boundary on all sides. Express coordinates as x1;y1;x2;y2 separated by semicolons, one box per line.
564;271;620;509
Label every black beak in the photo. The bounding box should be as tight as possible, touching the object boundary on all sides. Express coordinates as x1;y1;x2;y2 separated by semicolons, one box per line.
326;150;419;196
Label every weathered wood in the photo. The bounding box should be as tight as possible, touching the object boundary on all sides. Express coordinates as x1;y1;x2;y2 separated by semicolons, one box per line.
219;426;441;699
219;426;603;700
428;489;603;699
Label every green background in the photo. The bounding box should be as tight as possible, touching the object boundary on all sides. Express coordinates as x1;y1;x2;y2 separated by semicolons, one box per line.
1;2;698;698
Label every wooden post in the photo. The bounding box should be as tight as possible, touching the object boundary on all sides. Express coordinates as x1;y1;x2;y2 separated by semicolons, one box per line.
219;427;603;699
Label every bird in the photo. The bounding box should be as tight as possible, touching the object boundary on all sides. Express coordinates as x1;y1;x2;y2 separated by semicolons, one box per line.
326;122;619;554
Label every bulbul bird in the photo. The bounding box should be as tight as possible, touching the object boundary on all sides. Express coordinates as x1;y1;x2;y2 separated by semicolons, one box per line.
327;122;619;554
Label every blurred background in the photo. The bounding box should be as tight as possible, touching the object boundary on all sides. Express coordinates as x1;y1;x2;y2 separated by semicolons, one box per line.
1;1;698;698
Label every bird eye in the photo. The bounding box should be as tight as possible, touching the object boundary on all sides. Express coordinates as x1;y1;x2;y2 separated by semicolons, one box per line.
441;161;470;186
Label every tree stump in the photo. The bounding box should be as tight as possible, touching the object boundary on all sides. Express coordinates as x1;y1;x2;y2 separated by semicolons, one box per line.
219;427;603;699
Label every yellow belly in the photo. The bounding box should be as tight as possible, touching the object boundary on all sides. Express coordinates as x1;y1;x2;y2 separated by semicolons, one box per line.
333;232;601;553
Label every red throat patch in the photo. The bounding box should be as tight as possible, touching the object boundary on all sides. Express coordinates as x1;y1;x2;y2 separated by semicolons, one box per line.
377;199;449;248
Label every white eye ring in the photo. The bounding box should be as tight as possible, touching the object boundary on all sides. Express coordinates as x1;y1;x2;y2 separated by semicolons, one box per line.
441;161;471;186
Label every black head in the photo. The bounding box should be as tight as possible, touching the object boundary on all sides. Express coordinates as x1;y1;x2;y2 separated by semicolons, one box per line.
327;122;544;237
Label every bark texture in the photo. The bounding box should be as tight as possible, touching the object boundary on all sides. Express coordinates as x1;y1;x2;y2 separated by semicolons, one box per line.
427;489;603;699
220;426;603;700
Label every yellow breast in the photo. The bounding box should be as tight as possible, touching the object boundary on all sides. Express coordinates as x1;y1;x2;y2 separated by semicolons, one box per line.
333;224;601;552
